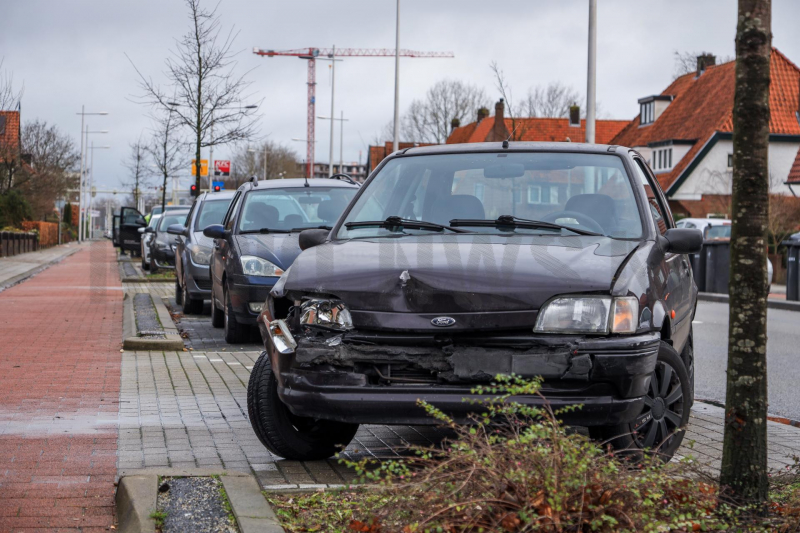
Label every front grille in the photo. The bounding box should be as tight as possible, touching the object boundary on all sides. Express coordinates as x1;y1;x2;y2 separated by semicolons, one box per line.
195;278;212;290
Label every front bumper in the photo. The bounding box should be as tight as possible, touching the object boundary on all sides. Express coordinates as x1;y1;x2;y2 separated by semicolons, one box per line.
228;274;279;325
265;328;660;427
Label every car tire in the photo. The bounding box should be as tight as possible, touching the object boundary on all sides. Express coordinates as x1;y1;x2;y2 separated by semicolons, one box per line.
211;292;225;328
247;351;358;460
175;276;183;305
149;256;158;274
182;274;204;315
224;283;248;344
589;341;690;463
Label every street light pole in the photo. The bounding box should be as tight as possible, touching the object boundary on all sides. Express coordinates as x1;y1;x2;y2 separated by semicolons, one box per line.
87;143;110;240
75;107;108;242
329;45;336;177
585;0;597;144
392;0;401;153
340;110;344;172
318;114;349;175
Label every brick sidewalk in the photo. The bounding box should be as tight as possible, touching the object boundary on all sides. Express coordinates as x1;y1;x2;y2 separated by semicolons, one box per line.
0;241;121;532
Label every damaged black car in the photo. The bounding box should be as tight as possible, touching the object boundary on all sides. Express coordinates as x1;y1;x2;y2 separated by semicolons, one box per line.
247;142;703;461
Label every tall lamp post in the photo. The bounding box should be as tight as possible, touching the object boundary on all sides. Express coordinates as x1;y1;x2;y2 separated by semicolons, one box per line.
392;0;401;153
87;143;111;240
76;107;108;242
318;112;349;174
585;0;597;144
248;145;268;181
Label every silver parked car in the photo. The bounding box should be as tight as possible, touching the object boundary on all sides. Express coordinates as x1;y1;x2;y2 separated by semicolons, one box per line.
138;215;161;271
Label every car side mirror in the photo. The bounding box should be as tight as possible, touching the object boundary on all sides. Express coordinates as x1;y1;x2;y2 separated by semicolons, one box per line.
203;224;226;239
661;228;703;254
144;226;155;234
299;228;329;251
167;224;186;236
137;227;146;234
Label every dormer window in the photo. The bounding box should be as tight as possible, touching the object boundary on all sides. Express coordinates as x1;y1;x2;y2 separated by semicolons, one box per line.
638;95;674;127
640;101;655;125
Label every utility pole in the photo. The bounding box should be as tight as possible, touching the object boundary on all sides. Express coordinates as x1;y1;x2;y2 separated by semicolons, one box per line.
329;45;336;177
75;107;108;242
392;0;401;152
318;113;349;175
585;0;597;144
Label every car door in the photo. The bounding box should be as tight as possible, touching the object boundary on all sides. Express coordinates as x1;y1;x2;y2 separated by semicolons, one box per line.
175;200;197;284
119;207;146;253
633;157;692;348
212;191;242;307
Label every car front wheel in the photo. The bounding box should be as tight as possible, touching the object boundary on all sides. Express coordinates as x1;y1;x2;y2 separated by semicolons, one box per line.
182;273;204;315
590;341;690;462
223;283;248;344
247;351;358;460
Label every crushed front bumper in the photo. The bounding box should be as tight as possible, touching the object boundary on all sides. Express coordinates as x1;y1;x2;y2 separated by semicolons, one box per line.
262;326;660;427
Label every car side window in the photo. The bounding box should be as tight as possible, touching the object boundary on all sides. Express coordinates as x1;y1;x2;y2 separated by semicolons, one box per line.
633;158;671;236
184;201;197;227
224;192;243;231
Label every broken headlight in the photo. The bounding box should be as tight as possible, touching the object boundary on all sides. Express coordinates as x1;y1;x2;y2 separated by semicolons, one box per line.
534;296;639;334
300;299;353;331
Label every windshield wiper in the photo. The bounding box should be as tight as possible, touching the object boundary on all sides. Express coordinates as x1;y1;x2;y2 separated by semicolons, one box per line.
290;225;332;232
239;228;290;234
345;216;469;233
450;215;602;236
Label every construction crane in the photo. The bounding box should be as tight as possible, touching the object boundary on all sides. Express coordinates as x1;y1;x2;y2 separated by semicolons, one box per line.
253;47;454;178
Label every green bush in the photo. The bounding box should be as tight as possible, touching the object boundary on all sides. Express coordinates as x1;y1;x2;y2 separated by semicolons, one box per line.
0;190;33;228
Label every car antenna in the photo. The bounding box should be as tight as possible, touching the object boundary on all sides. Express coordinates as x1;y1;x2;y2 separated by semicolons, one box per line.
304;173;310;188
503;123;521;148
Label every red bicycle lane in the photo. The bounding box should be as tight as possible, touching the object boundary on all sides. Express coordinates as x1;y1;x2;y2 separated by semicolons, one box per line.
0;242;122;532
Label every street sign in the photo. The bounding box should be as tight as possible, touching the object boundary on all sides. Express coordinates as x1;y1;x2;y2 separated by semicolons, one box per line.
191;159;209;177
214;160;231;176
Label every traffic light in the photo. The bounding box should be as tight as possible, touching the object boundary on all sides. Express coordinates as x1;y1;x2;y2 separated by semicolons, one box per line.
213;185;221;192
190;184;198;197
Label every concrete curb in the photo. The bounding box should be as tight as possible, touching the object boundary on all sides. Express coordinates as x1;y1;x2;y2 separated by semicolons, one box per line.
0;245;81;292
115;473;284;533
697;399;800;429
221;475;285;533
121;293;184;351
115;475;158;533
698;291;800;311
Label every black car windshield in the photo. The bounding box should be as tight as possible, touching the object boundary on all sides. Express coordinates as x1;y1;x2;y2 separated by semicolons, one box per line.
158;212;188;231
337;152;643;239
195;198;233;231
238;187;357;233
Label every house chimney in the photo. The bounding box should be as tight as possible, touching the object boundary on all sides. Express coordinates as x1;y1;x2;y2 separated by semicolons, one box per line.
569;104;580;127
476;107;489;124
450;118;461;132
495;98;505;122
491;99;510;141
696;53;716;77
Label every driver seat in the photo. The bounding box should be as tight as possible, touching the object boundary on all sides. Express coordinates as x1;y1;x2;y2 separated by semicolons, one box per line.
563;194;617;234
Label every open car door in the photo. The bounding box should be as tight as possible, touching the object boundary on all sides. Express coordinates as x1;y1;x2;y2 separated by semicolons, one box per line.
119;207;146;255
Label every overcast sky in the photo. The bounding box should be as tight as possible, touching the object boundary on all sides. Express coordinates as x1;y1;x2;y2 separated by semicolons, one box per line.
2;0;799;197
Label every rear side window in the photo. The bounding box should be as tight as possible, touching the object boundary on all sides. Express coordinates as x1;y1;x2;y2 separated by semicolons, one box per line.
224;192;243;231
196;198;234;231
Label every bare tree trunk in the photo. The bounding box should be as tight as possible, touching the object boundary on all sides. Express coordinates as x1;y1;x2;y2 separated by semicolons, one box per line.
720;0;771;505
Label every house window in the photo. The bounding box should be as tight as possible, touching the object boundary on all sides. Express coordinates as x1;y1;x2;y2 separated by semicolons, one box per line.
727;154;733;169
528;185;559;205
651;148;673;172
640;101;655;125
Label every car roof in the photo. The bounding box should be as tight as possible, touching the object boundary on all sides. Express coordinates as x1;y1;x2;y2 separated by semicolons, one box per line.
400;141;621;156
200;190;236;200
246;178;359;190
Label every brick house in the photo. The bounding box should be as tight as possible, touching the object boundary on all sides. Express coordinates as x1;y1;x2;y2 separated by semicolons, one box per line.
611;50;800;218
366;141;436;175
0;110;21;191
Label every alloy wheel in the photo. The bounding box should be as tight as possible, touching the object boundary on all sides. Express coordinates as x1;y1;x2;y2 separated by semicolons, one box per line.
632;360;684;450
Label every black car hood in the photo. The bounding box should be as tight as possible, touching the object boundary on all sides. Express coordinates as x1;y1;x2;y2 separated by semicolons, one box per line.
279;234;639;313
234;233;303;271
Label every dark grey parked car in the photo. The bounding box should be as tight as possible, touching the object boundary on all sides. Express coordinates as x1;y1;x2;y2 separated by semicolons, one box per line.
145;209;189;271
249;142;703;461
168;191;236;314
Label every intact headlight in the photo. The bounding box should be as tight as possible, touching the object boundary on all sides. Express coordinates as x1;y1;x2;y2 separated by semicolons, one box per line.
240;255;283;277
300;299;353;331
189;243;212;265
534;296;639;334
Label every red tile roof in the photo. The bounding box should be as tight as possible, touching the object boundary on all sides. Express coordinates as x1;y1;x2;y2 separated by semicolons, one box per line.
447;117;628;145
789;146;800;184
611;48;800;192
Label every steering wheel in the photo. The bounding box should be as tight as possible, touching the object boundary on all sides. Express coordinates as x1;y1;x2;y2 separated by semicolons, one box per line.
540;210;604;234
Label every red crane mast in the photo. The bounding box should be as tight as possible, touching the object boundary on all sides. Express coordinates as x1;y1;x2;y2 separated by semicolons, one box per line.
253;47;454;178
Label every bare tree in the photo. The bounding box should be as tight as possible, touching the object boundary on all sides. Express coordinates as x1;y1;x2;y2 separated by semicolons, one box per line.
400;80;490;143
229;141;300;186
490;61;525;140
0;58;24;111
123;140;151;207
130;0;258;193
146;110;185;213
720;0;771;505
9;120;79;218
673;50;734;79
523;82;581;118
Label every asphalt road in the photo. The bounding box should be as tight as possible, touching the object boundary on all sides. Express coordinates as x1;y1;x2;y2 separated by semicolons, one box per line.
693;300;800;420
